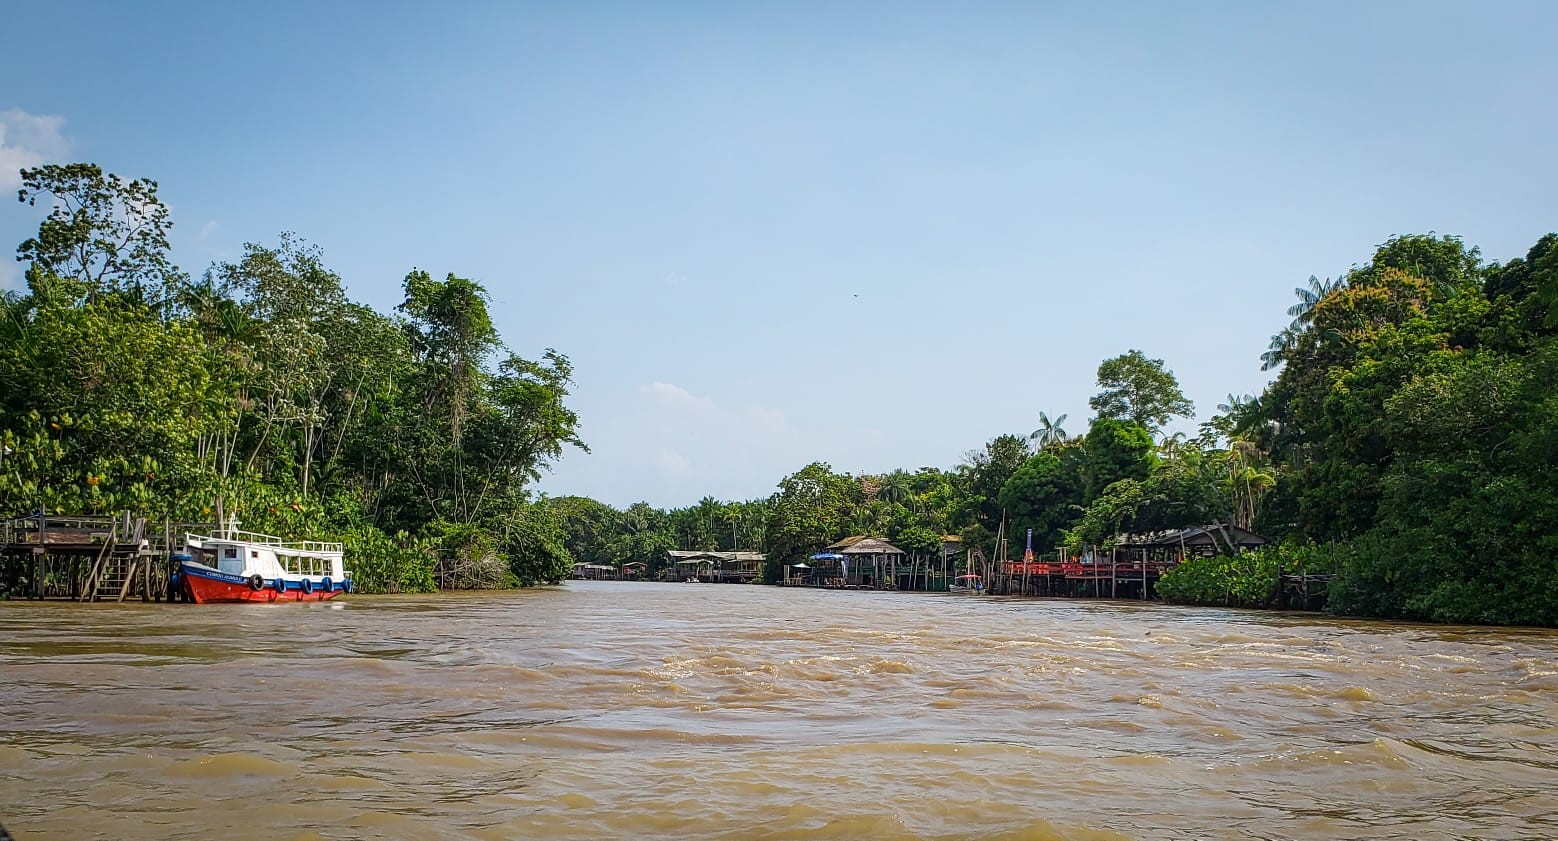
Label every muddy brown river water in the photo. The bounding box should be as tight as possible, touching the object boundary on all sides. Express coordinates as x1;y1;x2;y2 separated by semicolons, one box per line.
1;581;1555;840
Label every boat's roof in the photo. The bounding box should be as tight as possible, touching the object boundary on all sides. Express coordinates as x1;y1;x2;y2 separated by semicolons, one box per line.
187;531;343;556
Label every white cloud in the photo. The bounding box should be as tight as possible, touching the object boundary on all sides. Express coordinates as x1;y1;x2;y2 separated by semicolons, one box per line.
199;220;219;240
0;109;70;190
642;380;716;411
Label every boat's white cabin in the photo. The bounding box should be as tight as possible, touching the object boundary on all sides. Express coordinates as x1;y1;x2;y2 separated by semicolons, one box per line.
185;530;348;584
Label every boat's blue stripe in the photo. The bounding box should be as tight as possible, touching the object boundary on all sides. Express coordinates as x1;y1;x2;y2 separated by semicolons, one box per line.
179;564;249;585
179;563;351;590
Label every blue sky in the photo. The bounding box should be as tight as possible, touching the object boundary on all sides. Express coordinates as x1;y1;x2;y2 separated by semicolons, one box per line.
3;2;1555;508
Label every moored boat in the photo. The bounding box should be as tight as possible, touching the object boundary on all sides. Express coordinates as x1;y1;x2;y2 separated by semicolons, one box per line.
948;574;983;595
174;529;351;604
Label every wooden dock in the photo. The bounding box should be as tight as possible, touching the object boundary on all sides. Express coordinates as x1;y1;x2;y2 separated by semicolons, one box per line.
0;512;210;602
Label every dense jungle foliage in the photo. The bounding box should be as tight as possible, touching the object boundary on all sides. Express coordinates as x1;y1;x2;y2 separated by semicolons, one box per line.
2;164;584;592
6;164;1554;623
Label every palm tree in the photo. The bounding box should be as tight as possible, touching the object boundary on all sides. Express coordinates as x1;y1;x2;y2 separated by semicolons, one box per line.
676;497;720;550
1157;431;1187;463
1217;393;1248;416
723;506;742;550
1261;325;1302;371
1287;274;1345;326
746;501;768;551
1223;439;1275;528
1217;393;1260;431
852;499;893;535
1028;411;1069;452
1264;274;1347;371
875;470;916;510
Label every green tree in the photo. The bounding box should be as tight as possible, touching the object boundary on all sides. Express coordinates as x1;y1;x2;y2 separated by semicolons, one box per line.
543;496;622;567
997;451;1083;553
385;271;583;530
398;269;500;454
611;501;677;575
765;462;859;578
1080;418;1156;502
502;503;573;586
15;163;181;307
1069;456;1223;548
958;434;1031;527
1088;350;1194;432
0;301;216;515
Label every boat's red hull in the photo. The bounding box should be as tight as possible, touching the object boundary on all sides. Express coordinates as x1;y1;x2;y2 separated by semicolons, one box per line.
181;568;343;604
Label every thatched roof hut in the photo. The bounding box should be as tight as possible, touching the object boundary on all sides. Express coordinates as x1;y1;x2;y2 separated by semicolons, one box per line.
838;537;905;556
823;536;906;556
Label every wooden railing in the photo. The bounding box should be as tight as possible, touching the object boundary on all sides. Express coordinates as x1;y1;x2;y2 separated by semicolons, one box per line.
1003;560;1179;576
1;514;116;548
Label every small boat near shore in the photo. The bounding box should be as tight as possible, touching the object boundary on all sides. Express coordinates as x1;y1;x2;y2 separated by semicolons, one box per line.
948;574;984;595
174;529;351;604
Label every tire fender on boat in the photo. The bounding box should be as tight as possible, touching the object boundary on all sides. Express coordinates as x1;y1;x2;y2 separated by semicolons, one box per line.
300;578;314;595
321;576;333;592
274;578;288;593
343;578;353;593
248;574;265;591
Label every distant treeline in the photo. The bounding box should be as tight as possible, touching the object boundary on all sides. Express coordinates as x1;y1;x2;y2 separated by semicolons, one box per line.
4;163;1554;623
545;232;1558;626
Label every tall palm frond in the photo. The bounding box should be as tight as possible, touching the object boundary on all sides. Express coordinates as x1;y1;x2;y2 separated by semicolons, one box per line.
1028;411;1069;452
1286;274;1345;325
1261;326;1302;371
875;471;915;508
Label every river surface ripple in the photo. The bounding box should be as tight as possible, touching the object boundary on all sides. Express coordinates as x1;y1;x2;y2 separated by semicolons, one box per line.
2;581;1556;840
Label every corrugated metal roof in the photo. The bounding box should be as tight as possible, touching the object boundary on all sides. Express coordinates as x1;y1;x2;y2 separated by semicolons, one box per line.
1112;524;1268;547
838;537;906;555
665;550;767;562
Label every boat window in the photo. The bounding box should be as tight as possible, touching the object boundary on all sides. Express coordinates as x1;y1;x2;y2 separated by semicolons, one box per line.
251;550;259;558
275;555;331;576
224;547;237;559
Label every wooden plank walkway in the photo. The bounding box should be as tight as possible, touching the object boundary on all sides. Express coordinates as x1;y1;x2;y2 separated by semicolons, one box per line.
1;512;212;602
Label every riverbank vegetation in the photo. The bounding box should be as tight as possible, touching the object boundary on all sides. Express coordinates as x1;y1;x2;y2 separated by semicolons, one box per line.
544;232;1558;626
2;164;584;592
5;163;1554;623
